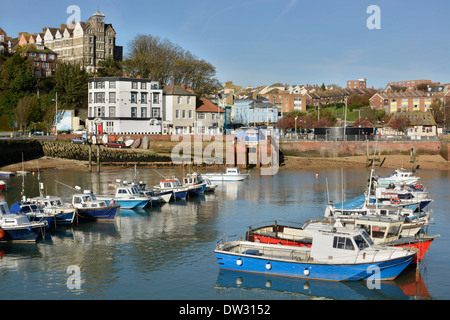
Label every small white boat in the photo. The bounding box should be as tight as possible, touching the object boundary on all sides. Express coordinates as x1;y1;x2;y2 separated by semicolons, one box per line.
71;190;120;222
374;168;420;187
202;167;249;182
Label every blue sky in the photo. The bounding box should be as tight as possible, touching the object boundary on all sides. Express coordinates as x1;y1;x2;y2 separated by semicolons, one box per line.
1;0;449;89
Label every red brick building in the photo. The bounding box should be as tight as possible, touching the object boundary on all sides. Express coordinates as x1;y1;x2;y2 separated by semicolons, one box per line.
386;79;433;91
346;78;366;89
369;91;442;113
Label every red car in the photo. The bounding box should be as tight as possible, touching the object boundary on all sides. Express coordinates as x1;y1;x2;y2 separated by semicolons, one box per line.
104;141;128;148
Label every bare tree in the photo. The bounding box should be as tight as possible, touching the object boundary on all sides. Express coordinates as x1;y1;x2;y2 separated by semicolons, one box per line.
14;95;37;131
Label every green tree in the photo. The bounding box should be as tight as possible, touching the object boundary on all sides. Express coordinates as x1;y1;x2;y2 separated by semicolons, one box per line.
53;62;89;109
13;94;39;131
0;53;37;121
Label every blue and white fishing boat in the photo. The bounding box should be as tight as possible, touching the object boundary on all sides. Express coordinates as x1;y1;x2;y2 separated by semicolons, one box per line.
202;167;249;182
96;184;151;209
0;201;47;242
28;196;77;225
215;221;416;281
189;172;217;192
374;168;420;187
154;178;189;201
71;190;120;222
368;183;432;211
9;201;56;227
182;173;206;197
127;181;168;205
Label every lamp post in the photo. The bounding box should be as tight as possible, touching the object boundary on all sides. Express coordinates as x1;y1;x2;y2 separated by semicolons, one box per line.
52;92;58;136
295;116;298;137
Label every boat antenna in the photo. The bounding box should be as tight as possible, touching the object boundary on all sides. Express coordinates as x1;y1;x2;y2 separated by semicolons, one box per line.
326;177;330;204
152;169;168;179
21;153;25;201
55;180;80;192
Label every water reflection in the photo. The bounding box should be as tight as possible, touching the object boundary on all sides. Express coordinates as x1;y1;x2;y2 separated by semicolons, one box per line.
214;267;431;300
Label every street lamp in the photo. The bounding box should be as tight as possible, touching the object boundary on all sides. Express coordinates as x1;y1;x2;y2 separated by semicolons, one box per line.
52;92;58;136
295;116;298;137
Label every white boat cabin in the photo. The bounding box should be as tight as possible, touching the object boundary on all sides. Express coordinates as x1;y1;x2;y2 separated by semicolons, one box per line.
72;191;108;208
159;179;183;189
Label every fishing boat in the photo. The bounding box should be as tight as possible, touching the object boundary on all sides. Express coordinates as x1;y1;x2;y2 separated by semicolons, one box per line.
324;201;429;237
368;184;433;211
216;221;416;281
71;190;120;222
9;201;56;227
96;183;151;209
202;167;249;182
0;201;47;243
246;217;436;263
0;171;15;177
373;168;420;187
127;181;167;205
191;172;217;192
182;173;206;197
154;178;188;201
0;180;5;191
28;196;77;225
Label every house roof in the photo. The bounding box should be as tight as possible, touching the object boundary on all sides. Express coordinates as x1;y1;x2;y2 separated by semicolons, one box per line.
163;84;195;96
196;98;224;113
391;111;437;126
17;43;56;54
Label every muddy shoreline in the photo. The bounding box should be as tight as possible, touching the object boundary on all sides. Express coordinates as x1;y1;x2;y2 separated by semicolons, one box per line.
1;154;448;173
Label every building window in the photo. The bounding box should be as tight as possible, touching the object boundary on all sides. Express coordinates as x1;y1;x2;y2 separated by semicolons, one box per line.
175;110;180;119
109;81;116;89
182;110;186;118
141;107;147;118
197;113;206;120
141;82;146;90
153;93;160;104
94;92;105;103
109;106;116;117
131;107;137;118
109;92;116;102
187;96;191;104
132;81;138;89
131;92;137;104
141;93;147;104
152;108;160;118
106;121;114;133
189;110;193;119
177;96;182;104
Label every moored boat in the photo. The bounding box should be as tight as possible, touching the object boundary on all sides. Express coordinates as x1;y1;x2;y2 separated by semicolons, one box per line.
0;201;47;243
96;183;151;209
202;167;249;182
72;190;120;222
246;217;437;263
154;178;188;201
182;173;206;197
216;221;416;281
0;180;5;191
28;196;77;225
374;168;420;187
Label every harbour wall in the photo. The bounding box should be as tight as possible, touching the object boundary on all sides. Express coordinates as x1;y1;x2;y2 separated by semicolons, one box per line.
0;138;448;168
280;140;443;158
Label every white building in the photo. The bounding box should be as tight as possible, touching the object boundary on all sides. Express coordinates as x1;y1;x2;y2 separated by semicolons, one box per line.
162;85;197;134
87;77;166;135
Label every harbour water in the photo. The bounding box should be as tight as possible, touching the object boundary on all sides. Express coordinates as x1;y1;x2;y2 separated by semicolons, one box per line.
0;167;448;300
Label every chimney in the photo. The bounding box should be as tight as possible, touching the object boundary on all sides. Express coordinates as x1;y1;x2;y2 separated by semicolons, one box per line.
180;84;186;89
136;75;141;79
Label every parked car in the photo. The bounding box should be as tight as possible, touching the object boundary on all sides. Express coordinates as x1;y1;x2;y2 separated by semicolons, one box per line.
104;141;128;148
70;137;87;144
30;129;46;135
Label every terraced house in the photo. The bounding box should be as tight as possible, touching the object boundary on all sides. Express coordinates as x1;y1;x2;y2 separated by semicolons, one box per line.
42;11;122;72
369;91;444;113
